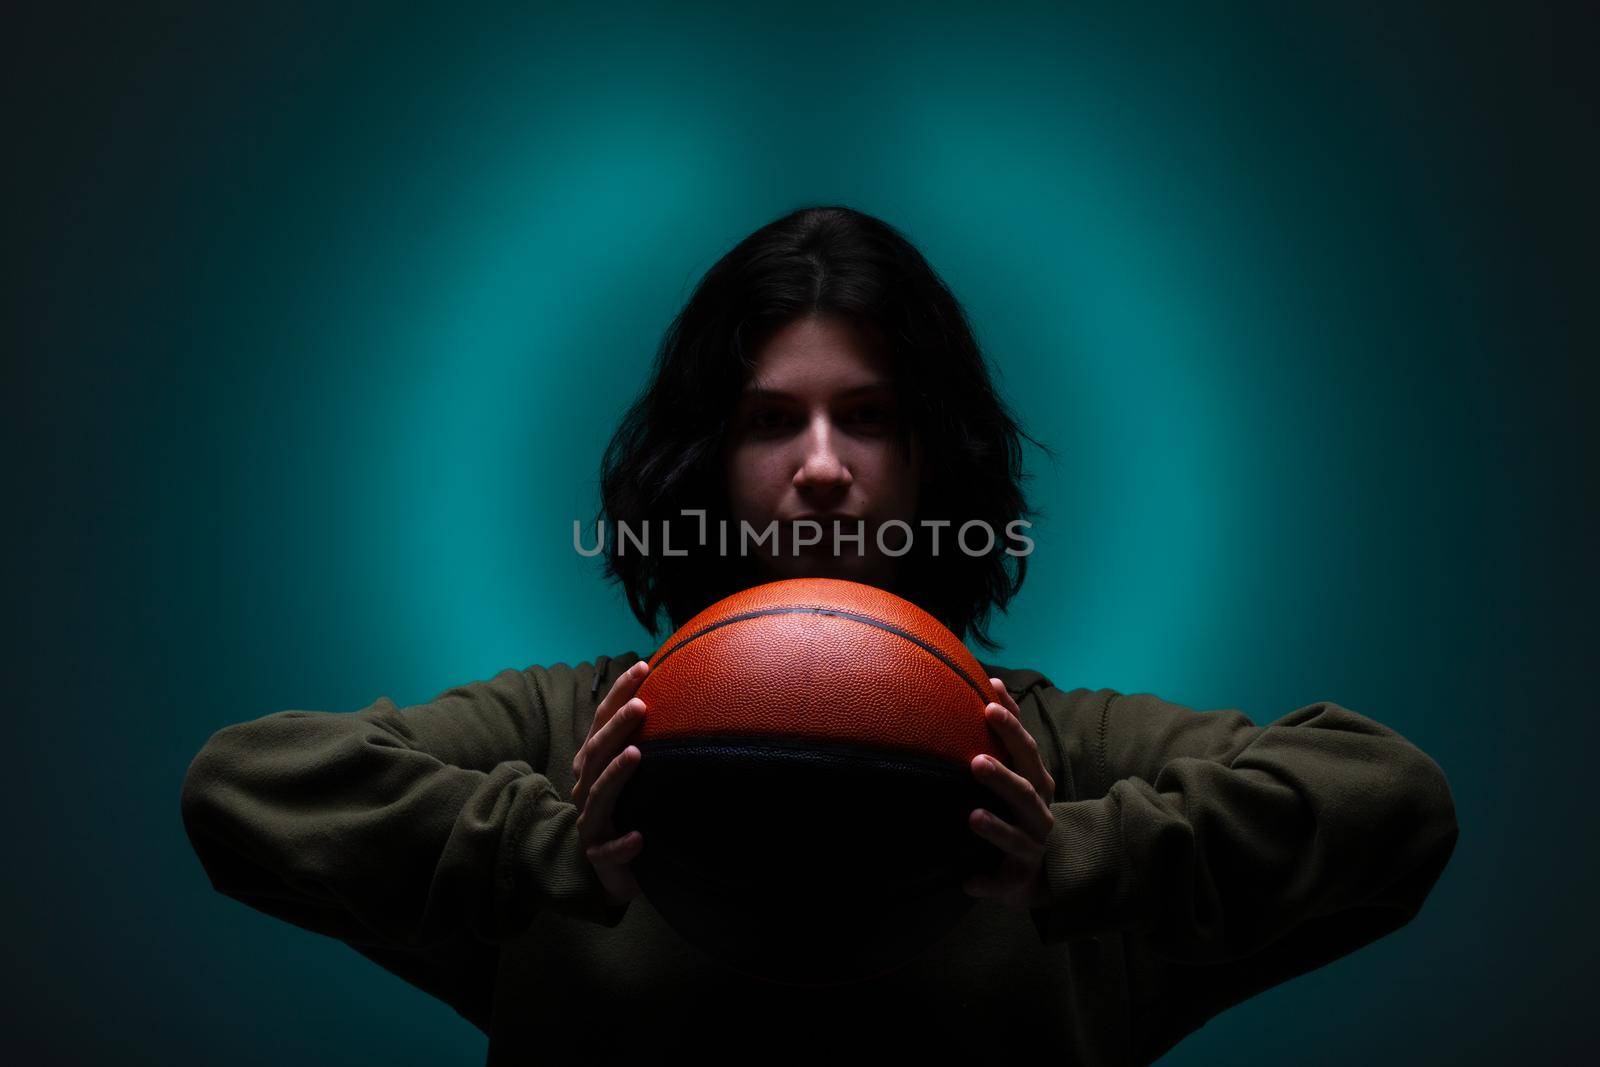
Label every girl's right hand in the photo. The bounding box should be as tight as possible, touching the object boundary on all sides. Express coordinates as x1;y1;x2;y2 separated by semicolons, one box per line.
571;659;650;907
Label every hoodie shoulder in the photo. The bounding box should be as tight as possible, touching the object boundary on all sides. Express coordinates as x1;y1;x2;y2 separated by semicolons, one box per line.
976;660;1063;700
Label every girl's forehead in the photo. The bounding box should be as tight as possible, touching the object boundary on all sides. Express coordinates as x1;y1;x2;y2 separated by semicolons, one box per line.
742;320;897;392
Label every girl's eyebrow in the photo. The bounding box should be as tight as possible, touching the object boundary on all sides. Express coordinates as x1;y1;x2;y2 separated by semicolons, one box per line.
740;381;895;400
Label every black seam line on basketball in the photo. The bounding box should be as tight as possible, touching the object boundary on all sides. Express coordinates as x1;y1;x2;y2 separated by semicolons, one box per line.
650;604;992;704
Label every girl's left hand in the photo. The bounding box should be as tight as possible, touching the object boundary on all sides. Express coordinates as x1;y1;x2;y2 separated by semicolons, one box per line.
963;677;1057;910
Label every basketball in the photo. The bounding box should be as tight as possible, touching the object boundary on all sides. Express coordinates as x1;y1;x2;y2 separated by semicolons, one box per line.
610;576;1018;986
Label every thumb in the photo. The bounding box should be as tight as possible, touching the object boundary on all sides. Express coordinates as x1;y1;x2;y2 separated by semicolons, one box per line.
589;832;644;903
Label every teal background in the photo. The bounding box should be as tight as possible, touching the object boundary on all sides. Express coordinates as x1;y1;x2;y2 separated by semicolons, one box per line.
12;1;1594;1063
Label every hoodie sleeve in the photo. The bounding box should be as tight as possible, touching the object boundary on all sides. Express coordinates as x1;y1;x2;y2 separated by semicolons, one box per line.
1021;686;1459;973
178;661;632;968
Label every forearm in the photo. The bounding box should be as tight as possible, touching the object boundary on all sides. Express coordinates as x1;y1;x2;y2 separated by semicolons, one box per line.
1029;698;1459;960
179;700;626;951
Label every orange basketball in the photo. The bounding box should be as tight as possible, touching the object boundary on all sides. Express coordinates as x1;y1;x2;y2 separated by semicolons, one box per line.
611;577;1017;986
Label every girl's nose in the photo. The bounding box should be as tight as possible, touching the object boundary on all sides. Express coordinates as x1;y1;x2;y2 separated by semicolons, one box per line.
794;418;852;489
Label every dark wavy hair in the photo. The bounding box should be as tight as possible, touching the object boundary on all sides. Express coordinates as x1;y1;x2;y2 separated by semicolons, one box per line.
595;204;1052;652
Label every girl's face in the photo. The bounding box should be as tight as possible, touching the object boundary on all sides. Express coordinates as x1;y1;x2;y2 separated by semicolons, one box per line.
722;314;923;589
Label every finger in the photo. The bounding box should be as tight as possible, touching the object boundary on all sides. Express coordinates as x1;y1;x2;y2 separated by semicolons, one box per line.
969;806;1046;862
586;829;644;865
573;700;646;809
988;677;1022;718
573;703;642;809
578;744;642;846
961;873;1003;900
576;660;651;776
610;866;641;902
962;866;1027;901
586;833;644;902
578;661;650;767
971;755;1055;842
986;680;1033;764
972;750;1050;831
982;701;1056;800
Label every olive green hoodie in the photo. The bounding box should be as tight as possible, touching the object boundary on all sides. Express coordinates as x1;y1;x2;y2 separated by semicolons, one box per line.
179;652;1457;1064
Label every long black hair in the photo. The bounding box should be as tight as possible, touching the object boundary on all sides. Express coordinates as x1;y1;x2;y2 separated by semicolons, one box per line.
596;204;1051;652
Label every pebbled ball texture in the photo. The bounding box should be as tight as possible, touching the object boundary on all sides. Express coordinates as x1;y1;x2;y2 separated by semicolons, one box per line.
612;577;1019;987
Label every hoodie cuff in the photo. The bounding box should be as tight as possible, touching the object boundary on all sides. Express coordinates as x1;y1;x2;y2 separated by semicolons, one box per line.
1029;794;1140;945
499;774;633;934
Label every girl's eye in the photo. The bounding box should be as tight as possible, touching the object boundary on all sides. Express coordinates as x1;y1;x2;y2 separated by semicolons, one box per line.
743;404;894;434
748;408;794;431
849;405;895;429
